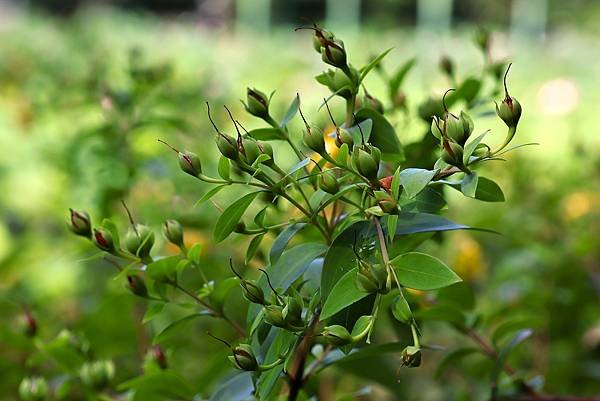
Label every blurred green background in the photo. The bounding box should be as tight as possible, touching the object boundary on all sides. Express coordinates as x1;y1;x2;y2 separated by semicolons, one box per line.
1;0;599;400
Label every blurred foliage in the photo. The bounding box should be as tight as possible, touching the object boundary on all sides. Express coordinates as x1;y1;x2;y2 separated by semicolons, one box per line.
1;5;600;401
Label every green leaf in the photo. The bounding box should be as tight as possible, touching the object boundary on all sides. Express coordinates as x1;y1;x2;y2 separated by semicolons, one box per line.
195;185;227;207
345;118;373;144
143;301;166;324
282;157;310;180
321;268;367;320
101;219;121;248
187;243;203;264
247;128;283;140
119;370;194;401
473;177;504;202
391;252;461;290
463;131;489;164
389;58;416;94
351;315;373;337
152;313;209;344
214;191;261;242
435;347;480;379
492;317;541;345
491;329;533;390
355;108;404;162
359;47;393;83
209;373;253;401
400;168;437;198
387;214;398;243
218;156;230;180
269;223;307;265
280;94;299;128
461;172;479;197
457;76;482;104
146;256;182;283
245;234;264;264
208;277;240;314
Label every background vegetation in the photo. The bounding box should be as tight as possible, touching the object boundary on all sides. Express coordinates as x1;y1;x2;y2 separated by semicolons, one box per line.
1;1;599;400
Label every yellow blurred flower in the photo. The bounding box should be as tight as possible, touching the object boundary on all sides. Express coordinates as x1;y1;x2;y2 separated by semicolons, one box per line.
562;191;599;221
452;234;486;282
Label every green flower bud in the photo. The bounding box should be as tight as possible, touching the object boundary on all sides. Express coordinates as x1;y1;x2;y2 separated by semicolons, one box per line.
241;280;266;305
229;344;258;371
241;137;261;165
496;96;522;128
320;38;347;69
353;148;379;180
401;345;422;368
216;132;239;160
318;169;339;194
312;27;335;53
303;127;326;153
335;127;354;148
19;311;37;337
283;295;304;326
68;209;92;237
93;228;114;253
374;190;398;215
441;140;464;167
439;55;454;77
364;93;384;114
430;116;443;140
126;274;148;298
246;87;270;118
418;96;444;122
178;151;202;177
124;224;155;259
79;360;115;389
163;219;184;247
322;325;353;346
257;141;274;164
440;111;473;145
264;305;286;327
18;377;48;401
356;260;389;294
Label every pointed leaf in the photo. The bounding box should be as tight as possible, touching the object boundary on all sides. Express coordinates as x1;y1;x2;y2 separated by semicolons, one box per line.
280;94;299;128
213;191;261;242
391;252;461;290
400;168;437;198
321;268;367;320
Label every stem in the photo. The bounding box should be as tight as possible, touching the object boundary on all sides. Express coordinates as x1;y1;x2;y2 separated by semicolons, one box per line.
171;281;246;337
288;316;320;401
345;95;356;127
280;192;332;243
374;217;402;289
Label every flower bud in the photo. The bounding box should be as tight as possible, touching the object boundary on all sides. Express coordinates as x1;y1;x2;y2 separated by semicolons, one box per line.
374;190;398;215
241;280;266;305
303;128;326;153
178;151;202;177
496;96;522;128
93;228;114;253
216;133;239;160
283;295;304;326
18;377;48;401
312;27;335;53
441;140;464;167
124;224;155;259
245;88;270;119
163;219;184;247
229;344;258;371
318;169;339;194
401;345;422;368
264;305;286;327
151;345;168;369
335;127;354;148
353;147;380;180
126;274;148;298
240;137;261;165
443;111;473;145
439;55;454;78
364;93;384;114
320;38;347;69
356;260;389;294
68;209;92;237
19;311;37;337
79;360;115;389
322;325;353;346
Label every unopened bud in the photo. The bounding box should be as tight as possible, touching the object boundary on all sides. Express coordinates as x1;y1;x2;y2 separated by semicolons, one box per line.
126;274;148;298
496;96;522;128
441;140;464;167
319;169;339;194
401;345;422;367
246;88;270;119
322;325;353;346
241;280;266;305
320;38;347;69
264;305;286;327
68;209;92;237
163;219;184;247
79;360;115;389
352;147;380;181
178;151;202;177
335;127;354;148
216;133;239;160
93;228;115;253
124;224;155;259
18;377;48;401
229;344;258;371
